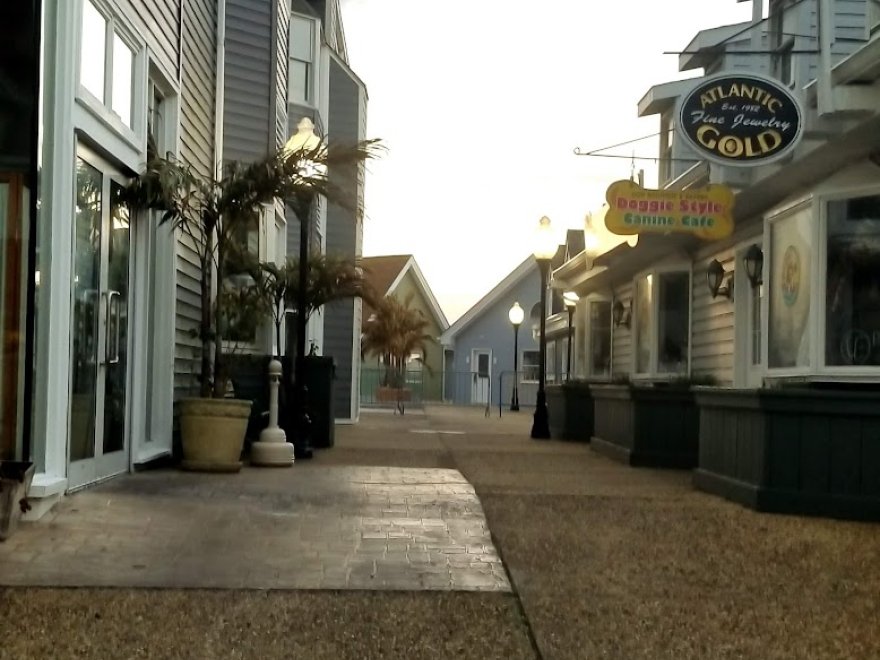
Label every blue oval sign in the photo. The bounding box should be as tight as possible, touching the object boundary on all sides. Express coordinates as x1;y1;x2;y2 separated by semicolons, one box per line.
677;72;803;167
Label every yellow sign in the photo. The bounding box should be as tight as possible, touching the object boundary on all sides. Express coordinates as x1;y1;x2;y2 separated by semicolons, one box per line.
604;180;734;240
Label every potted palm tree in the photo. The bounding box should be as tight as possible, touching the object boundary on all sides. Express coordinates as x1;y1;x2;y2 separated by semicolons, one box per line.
362;293;432;413
248;253;369;359
125;137;380;471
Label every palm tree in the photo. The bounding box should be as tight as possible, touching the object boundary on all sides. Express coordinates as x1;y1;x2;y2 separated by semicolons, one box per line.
248;252;369;357
125;139;382;398
361;294;433;389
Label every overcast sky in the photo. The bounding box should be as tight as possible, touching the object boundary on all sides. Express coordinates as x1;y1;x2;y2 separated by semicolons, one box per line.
339;0;756;323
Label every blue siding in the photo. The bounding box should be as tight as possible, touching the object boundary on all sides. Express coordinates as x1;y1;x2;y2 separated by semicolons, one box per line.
448;268;542;407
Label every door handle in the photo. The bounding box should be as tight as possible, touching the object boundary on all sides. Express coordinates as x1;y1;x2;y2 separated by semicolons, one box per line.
105;290;121;365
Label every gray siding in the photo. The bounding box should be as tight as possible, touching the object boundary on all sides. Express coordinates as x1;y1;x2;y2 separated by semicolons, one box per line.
176;0;217;394
324;57;364;420
124;0;179;77
450;269;541;406
223;0;272;161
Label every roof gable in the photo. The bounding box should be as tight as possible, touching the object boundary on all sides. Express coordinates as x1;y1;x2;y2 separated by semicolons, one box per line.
360;255;449;331
440;255;538;346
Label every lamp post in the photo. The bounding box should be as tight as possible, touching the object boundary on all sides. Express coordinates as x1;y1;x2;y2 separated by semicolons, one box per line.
563;291;579;381
508;302;524;411
531;216;556;440
283;117;326;460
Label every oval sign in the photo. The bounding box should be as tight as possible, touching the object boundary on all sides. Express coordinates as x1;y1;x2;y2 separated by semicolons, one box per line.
677;72;803;167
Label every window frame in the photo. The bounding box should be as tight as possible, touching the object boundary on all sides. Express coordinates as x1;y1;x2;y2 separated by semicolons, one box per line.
764;198;815;377
521;349;540;384
585;295;613;380
289;12;320;107
630;264;693;381
75;0;145;151
816;185;880;378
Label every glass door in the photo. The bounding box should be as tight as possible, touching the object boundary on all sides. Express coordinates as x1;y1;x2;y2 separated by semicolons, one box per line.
68;146;131;489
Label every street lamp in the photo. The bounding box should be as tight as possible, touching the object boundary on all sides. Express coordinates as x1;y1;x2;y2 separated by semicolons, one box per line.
563;291;579;381
508;301;524;411
283;117;326;460
531;216;556;440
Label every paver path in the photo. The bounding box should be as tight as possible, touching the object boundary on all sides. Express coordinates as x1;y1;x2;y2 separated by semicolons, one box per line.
0;466;509;592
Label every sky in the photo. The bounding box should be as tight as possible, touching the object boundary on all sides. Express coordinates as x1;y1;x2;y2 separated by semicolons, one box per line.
338;0;757;323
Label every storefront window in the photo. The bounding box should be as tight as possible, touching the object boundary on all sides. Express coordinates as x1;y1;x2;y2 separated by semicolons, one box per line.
634;275;651;373
768;206;811;368
825;194;880;366
588;300;611;378
657;272;690;374
631;270;690;377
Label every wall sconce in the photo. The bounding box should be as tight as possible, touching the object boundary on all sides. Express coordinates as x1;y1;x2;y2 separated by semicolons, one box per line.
612;300;631;328
706;259;734;300
744;244;763;288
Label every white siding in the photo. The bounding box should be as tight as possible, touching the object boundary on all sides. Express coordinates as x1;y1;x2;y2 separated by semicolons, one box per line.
692;250;736;385
611;282;633;378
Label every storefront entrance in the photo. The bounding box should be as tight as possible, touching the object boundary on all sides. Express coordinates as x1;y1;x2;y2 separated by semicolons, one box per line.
68;146;131;490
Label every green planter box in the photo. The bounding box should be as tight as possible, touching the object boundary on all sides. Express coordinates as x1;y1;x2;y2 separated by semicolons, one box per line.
694;388;880;521
591;384;699;468
546;382;593;441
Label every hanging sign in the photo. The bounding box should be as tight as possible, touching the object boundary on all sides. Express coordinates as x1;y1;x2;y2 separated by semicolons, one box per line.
677;72;803;167
604;179;734;240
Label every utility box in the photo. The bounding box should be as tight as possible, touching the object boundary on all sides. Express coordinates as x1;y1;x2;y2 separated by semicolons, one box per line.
303;356;336;449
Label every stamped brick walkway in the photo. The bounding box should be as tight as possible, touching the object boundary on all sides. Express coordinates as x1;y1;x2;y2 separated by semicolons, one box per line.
0;466;510;592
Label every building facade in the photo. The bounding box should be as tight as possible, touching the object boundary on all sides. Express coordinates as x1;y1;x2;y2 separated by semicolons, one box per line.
287;0;368;423
439;257;544;408
553;0;880;518
1;0;219;515
2;0;370;517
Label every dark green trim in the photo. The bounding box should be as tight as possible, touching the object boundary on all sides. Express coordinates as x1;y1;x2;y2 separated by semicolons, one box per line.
695;388;880;521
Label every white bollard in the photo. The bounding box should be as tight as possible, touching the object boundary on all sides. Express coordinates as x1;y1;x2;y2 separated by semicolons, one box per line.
250;359;295;466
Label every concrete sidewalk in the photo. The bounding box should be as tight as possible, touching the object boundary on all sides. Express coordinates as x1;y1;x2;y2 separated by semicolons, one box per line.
1;405;879;659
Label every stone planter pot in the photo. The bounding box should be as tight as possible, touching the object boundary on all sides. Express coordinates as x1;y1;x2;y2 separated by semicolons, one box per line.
0;461;34;541
178;398;252;472
694;387;880;521
591;384;699;468
546;382;593;441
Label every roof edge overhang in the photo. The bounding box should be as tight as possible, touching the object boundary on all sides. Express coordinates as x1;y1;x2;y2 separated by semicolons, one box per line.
678;21;752;72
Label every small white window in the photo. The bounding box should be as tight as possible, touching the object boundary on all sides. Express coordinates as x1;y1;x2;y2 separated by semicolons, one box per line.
80;1;106;101
290;15;317;105
521;350;540;383
78;0;137;128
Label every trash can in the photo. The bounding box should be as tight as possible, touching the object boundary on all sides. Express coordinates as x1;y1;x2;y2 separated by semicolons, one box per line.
303;355;336;448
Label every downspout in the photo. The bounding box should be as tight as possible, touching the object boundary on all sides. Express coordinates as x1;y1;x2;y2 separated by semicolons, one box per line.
817;0;835;116
751;0;764;51
213;0;226;176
